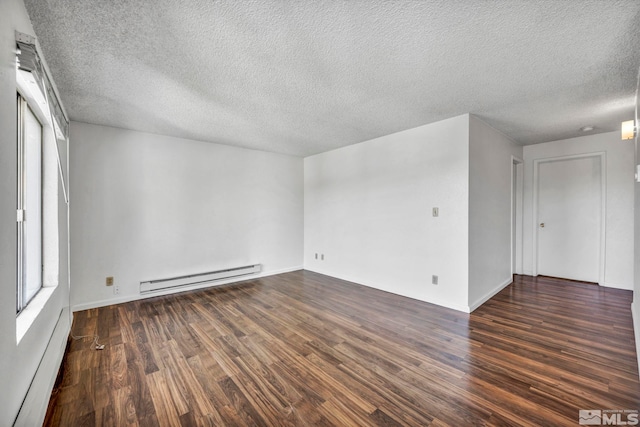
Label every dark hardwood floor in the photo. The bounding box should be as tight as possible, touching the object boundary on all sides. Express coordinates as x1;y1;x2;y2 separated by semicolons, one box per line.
44;271;640;426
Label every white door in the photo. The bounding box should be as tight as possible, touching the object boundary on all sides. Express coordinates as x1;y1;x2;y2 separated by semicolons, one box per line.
537;156;602;283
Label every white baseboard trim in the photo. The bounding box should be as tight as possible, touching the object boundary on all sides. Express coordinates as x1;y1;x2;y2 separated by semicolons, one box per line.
426;296;471;313
468;277;513;313
600;281;634;290
14;307;71;427
303;267;471;313
72;266;303;312
632;301;640;380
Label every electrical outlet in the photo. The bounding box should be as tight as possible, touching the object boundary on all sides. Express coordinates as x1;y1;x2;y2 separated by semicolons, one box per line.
321;254;324;261
315;253;318;259
113;285;120;295
106;276;114;286
432;275;438;285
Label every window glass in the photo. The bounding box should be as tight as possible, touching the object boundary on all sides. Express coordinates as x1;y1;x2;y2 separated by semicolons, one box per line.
17;94;43;313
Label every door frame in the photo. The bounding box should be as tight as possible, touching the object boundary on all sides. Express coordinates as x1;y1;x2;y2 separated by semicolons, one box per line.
532;152;606;285
511;156;524;276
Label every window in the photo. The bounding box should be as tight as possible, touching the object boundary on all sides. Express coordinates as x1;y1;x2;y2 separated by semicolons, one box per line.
15;32;66;340
17;94;44;313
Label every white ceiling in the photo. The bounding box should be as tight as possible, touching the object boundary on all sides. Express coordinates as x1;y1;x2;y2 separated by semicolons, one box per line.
24;0;640;157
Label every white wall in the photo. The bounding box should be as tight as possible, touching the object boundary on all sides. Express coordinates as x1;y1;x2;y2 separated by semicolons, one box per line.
0;0;70;424
468;116;523;309
632;83;640;377
304;115;470;311
70;122;303;309
634;155;640;376
523;131;635;289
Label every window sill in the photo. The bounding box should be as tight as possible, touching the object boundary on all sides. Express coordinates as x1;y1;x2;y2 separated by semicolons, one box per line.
16;286;56;344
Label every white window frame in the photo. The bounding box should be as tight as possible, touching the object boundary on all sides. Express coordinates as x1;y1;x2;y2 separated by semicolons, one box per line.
14;34;65;343
16;93;44;314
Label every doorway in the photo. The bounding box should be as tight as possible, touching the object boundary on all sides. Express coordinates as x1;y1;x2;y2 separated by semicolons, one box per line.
532;153;605;284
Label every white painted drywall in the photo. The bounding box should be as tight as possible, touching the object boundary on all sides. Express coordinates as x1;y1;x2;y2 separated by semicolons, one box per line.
304;115;470;311
42;120;60;287
69;122;303;309
632;86;640;378
468;116;523;309
634;168;640;377
0;0;70;424
523;131;635;289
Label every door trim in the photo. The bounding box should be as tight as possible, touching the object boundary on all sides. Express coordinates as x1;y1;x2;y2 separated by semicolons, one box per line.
511;156;524;276
532;152;606;285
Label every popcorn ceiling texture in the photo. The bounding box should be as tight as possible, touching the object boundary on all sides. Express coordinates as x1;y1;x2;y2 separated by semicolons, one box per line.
24;0;640;156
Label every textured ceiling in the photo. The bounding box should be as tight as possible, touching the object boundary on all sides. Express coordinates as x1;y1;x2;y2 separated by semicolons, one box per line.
23;0;640;157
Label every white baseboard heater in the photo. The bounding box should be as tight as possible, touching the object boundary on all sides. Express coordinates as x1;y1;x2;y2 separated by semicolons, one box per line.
140;264;261;294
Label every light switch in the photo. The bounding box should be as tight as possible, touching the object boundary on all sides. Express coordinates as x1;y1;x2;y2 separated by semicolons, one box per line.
432;207;439;217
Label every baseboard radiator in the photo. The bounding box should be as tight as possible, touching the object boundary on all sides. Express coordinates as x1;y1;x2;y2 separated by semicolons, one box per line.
140;264;261;294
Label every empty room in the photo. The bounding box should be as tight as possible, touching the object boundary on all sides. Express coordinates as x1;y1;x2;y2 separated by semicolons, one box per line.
2;0;640;426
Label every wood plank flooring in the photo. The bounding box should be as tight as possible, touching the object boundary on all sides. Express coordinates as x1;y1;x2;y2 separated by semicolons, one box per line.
44;271;640;426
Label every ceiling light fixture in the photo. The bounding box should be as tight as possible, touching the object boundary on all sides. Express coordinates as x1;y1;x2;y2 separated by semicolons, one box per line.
621;120;636;140
580;126;594;132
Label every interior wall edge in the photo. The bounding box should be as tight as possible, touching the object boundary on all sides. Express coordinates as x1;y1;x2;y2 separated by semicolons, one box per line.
467;276;513;313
